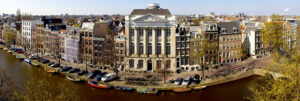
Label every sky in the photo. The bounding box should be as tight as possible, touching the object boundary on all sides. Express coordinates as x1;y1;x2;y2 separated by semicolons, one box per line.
0;0;299;16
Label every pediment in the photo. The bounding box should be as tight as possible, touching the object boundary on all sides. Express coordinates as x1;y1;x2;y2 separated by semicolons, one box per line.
133;14;168;22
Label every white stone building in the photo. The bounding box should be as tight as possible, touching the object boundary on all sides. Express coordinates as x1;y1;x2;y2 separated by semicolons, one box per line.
125;3;177;73
21;20;36;49
244;22;268;57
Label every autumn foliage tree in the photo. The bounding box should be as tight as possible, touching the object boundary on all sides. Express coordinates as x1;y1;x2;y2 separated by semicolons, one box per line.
190;32;218;78
261;15;286;53
248;21;300;100
3;28;17;47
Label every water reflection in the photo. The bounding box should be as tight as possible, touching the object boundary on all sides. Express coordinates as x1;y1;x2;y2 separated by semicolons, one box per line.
0;50;255;101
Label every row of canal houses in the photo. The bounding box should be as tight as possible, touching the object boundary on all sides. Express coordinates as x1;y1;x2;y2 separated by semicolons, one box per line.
5;3;298;74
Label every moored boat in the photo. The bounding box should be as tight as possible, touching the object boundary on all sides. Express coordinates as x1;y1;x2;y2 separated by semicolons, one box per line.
31;61;40;67
173;88;192;93
193;86;207;90
24;59;31;64
7;50;12;53
121;87;133;91
44;68;57;74
66;74;81;82
15;55;24;60
114;86;133;91
146;88;158;94
114;86;122;90
88;81;110;89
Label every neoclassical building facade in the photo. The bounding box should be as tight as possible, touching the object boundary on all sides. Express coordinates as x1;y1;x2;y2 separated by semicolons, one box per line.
125;3;177;73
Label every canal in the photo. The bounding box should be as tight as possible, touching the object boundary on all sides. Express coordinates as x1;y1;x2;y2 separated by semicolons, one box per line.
0;50;256;101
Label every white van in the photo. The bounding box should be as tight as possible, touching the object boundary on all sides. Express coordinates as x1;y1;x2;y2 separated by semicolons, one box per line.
101;73;117;82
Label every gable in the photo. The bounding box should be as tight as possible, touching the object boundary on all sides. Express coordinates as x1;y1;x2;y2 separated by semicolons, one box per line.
133;14;168;23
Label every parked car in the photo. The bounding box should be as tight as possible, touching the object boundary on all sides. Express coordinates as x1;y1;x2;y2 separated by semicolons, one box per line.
101;73;117;82
174;78;183;85
61;67;73;72
42;59;50;64
182;77;192;86
69;68;80;73
94;72;108;81
29;54;39;60
193;74;201;84
48;62;55;66
88;70;101;79
16;50;23;53
14;48;22;52
77;70;87;76
0;41;5;45
169;80;175;83
51;63;60;68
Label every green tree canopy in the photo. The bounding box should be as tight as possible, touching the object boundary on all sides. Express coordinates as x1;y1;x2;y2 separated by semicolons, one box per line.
3;28;16;46
261;15;286;53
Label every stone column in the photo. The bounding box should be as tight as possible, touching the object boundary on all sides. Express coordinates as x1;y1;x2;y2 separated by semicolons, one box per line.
143;28;147;55
126;27;130;56
134;27;138;56
162;28;166;56
152;28;156;56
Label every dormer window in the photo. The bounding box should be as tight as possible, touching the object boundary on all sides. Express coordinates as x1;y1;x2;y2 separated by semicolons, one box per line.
233;27;238;33
210;25;213;30
222;28;227;33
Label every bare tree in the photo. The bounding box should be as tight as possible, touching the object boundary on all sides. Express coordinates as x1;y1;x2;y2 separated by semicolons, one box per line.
0;69;15;100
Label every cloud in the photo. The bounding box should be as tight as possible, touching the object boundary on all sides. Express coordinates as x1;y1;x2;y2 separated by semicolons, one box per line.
284;8;290;12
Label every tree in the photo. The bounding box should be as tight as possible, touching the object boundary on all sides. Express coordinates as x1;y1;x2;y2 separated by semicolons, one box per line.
12;71;79;101
238;42;248;66
0;69;15;101
247;49;300;101
190;32;218;79
3;28;17;47
261;15;286;54
191;17;201;26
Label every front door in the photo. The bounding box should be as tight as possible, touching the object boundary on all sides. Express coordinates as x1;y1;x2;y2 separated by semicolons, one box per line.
147;60;152;71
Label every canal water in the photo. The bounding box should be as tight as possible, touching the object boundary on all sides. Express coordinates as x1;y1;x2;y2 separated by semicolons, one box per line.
0;50;256;101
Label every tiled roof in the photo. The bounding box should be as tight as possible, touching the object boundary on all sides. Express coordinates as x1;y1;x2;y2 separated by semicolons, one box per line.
130;9;171;16
217;22;241;34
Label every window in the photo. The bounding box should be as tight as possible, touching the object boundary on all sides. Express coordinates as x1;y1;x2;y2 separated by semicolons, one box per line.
210;34;213;41
139;43;143;54
148;43;152;54
147;29;152;36
115;43;119;47
166;43;171;55
222;28;227;33
130;43;134;54
130;28;134;36
129;60;134;68
120;43;124;47
166;28;171;36
166;60;171;69
156;28;161;37
116;50;119;54
233;27;238;33
157;60;161;69
157;43;161;55
120;57;124;62
138;28;144;36
138;60;143;69
120;50;123;54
